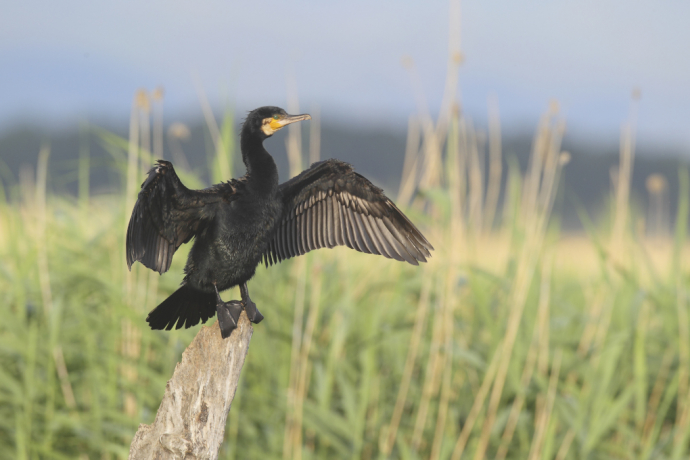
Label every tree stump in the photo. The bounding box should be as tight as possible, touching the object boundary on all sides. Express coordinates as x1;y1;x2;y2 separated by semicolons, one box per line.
128;312;252;460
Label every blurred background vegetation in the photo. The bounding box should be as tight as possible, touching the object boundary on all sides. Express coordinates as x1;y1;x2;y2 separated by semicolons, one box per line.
2;1;690;459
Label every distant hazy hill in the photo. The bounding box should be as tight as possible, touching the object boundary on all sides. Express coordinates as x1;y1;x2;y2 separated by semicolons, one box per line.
0;120;409;195
0;119;685;230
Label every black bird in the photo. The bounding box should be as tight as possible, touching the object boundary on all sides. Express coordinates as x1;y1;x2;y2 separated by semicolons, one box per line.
126;106;433;339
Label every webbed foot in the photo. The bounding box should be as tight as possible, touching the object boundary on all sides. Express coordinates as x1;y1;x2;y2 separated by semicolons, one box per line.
243;297;264;324
240;282;264;324
213;283;264;338
215;285;243;339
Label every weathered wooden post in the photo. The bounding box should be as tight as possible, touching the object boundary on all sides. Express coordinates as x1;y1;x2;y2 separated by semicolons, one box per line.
128;313;252;460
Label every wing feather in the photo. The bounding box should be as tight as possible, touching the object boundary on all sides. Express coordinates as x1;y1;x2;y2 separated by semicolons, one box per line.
264;159;433;265
126;160;227;274
352;210;374;254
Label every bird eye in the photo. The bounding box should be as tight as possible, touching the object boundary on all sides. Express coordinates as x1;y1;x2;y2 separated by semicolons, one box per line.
272;114;280;120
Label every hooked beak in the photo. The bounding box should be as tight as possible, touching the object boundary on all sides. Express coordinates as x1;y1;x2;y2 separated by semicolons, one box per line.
265;113;312;136
276;113;311;128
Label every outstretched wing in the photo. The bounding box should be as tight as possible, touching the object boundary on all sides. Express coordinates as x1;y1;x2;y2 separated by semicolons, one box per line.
126;160;223;274
263;159;433;266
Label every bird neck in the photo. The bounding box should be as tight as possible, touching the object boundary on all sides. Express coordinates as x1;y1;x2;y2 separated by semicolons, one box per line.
240;133;278;195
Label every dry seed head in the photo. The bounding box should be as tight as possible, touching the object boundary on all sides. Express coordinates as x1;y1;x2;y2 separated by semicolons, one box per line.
400;55;414;69
451;102;461;118
632;87;642;101
168;123;191;140
548;99;560;115
135;89;150;112
152;86;165;101
559;151;571;165
646;174;667;193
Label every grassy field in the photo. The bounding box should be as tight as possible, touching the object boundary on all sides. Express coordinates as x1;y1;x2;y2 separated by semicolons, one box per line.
1;89;690;460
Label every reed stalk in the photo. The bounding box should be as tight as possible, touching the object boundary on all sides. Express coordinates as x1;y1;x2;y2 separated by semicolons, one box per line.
380;280;430;457
484;95;503;232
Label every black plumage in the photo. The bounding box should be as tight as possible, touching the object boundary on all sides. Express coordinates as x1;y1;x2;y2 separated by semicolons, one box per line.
126;106;433;339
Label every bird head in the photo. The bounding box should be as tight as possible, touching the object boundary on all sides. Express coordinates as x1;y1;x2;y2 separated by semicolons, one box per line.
243;106;311;140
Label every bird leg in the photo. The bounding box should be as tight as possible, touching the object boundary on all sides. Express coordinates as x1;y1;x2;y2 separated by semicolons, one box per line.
214;284;242;339
240;282;264;324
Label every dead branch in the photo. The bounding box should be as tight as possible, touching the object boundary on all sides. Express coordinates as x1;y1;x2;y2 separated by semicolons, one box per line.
128;313;252;460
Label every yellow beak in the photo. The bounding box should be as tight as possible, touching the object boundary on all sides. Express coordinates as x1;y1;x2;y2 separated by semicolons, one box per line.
270;113;311;131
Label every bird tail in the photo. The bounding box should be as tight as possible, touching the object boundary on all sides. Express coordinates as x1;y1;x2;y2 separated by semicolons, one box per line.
146;284;217;331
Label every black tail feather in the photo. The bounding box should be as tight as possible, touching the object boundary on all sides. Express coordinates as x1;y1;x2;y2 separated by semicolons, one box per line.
146;285;216;331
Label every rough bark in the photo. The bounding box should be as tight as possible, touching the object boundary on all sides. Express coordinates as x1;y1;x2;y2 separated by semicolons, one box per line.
129;313;253;460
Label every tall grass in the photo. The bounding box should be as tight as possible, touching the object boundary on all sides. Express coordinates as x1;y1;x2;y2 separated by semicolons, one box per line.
1;65;689;460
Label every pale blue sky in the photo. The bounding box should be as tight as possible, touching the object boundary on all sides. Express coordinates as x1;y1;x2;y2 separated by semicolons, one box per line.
1;1;688;148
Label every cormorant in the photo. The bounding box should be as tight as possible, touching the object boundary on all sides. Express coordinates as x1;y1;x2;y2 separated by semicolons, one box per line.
126;106;433;339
